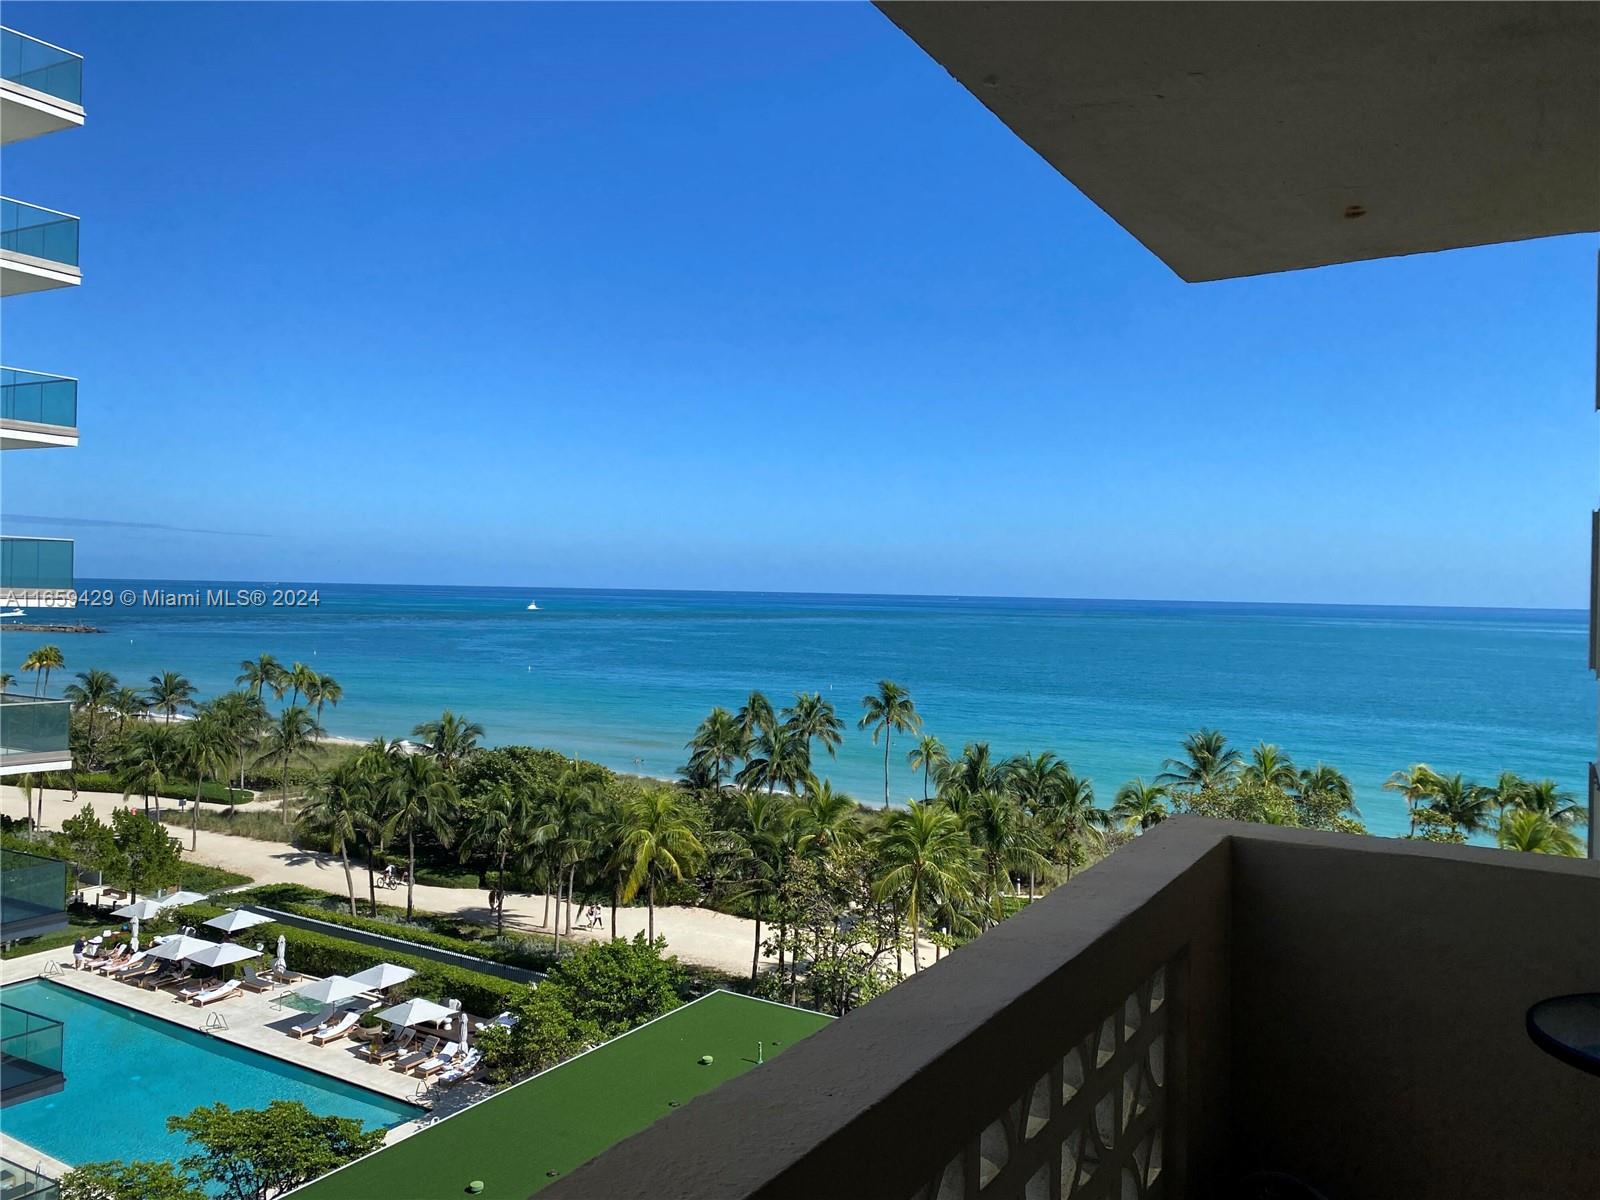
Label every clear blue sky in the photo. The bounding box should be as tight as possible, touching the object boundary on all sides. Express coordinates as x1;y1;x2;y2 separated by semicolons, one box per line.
4;2;1594;608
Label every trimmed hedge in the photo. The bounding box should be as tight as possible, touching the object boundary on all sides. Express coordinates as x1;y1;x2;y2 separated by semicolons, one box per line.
171;900;527;1016
234;884;560;972
75;772;252;805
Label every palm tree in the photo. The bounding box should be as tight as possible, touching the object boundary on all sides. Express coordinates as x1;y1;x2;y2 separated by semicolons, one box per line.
117;724;176;813
308;673;343;727
782;692;845;766
1519;778;1586;829
382;753;457;920
794;781;859;856
411;710;484;774
616;787;704;942
736;723;809;796
1427;773;1493;835
259;706;321;825
1496;806;1581;856
532;765;606;948
907;735;948;801
858;681;922;810
1384;764;1442;837
1292;763;1356;827
462;782;533;935
940;742;1008;801
735;690;776;740
730;790;794;979
63;668;118;758
964;790;1046;926
0;672;13;693
20;645;64;697
146;671;197;724
210;690;268;790
1035;772;1108;881
303;761;381;915
1158;729;1242;792
1241;742;1298;791
235;654;286;703
285;662;318;708
1113;779;1169;832
181;709;234;850
683;707;747;792
873;801;973;973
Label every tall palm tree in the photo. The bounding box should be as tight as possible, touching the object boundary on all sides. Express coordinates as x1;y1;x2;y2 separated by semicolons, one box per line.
353;738;401;913
1292;763;1356;828
110;687;147;734
1484;771;1528;825
308;673;343;727
462;782;533;934
303;761;381;916
1519;778;1586;829
532;765;606;947
964;790;1047;926
1158;729;1242;792
683;706;747;792
0;672;13;693
782;692;845;766
259;706;321;825
411;710;484;774
735;690;776;740
907;735;948;801
1427;773;1493;835
730;790;794;979
117;724;176;813
1496;806;1581;856
616;787;705;942
1384;764;1442;837
793;781;860;856
63;668;118;757
736;723;809;796
210;689;269;790
1035;771;1108;881
858;681;921;810
181;709;234;850
286;662;318;708
382;753;457;920
146;671;197;724
1113;779;1169;832
235;654;286;703
1241;742;1298;791
873;801;974;973
21;645;64;697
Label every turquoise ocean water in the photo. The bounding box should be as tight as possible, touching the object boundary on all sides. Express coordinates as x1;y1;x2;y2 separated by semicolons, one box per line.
2;581;1591;839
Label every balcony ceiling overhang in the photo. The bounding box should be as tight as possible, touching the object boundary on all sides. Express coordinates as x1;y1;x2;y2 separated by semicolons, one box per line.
875;1;1600;281
0;250;80;296
0;80;84;145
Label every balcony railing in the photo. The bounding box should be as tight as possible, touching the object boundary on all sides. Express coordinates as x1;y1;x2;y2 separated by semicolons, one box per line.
0;845;69;940
0;198;79;267
548;819;1600;1200
0;1159;59;1200
0;1000;64;1106
0;537;73;592
0;28;82;107
0;367;76;430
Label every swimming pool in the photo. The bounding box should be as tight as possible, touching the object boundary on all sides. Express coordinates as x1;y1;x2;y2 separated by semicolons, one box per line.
0;979;420;1170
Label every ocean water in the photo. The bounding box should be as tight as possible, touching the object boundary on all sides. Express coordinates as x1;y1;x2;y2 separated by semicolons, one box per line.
0;978;420;1172
1;581;1591;838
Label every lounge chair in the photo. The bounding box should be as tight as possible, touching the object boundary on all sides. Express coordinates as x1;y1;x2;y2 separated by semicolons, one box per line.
117;958;161;985
288;1008;334;1038
140;964;187;990
393;1036;440;1072
311;1012;359;1045
91;947;130;973
189;980;241;1007
100;951;147;976
239;966;276;993
366;1027;415;1063
435;1048;482;1087
411;1042;461;1078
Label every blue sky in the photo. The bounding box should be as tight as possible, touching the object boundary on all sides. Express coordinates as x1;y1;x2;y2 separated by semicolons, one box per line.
3;1;1594;608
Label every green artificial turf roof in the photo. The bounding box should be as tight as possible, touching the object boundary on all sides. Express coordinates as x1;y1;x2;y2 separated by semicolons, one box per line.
292;990;832;1199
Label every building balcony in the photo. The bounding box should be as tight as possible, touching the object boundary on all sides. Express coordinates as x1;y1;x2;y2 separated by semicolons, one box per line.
0;368;76;449
0;198;80;296
0;537;74;608
549;819;1600;1200
0;28;83;145
0;997;65;1107
0;697;72;777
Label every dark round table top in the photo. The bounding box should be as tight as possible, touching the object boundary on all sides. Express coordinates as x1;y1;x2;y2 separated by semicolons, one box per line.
1526;993;1600;1077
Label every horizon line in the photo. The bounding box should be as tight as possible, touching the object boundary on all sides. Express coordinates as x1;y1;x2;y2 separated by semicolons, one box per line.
75;576;1586;616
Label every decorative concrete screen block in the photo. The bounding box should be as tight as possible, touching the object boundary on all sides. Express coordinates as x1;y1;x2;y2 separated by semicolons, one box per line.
910;962;1173;1200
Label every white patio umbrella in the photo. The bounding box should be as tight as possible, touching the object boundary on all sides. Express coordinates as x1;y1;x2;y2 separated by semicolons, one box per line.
203;909;273;936
273;935;287;975
130;917;140;953
375;998;455;1028
186;943;260;969
113;899;166;921
347;963;416;992
295;976;368;1007
157;891;207;909
148;934;218;961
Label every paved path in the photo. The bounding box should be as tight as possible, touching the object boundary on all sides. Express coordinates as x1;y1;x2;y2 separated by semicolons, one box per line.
2;786;765;977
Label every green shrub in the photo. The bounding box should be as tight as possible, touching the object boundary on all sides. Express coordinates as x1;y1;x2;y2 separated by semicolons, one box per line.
73;772;252;805
546;934;686;1037
413;867;480;889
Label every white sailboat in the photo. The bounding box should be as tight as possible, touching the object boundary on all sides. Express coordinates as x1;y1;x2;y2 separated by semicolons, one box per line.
526;601;539;611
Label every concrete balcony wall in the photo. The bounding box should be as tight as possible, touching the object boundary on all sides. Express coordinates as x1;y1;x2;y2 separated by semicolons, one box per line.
548;819;1600;1200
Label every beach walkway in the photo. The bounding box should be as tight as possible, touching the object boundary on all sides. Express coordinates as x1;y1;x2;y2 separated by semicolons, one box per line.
0;786;768;977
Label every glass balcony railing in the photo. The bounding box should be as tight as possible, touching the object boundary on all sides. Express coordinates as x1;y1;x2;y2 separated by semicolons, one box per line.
0;368;76;429
0;696;72;761
0;1159;60;1200
0;1000;65;1104
1;27;83;107
0;537;73;591
0;198;79;267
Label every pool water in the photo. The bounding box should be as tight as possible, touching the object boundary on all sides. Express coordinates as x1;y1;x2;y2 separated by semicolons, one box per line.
0;979;420;1170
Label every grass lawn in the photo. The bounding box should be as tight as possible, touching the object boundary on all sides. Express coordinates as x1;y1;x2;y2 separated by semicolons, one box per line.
293;991;832;1199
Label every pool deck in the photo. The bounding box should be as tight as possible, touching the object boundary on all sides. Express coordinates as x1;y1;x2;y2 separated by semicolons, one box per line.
0;946;491;1164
